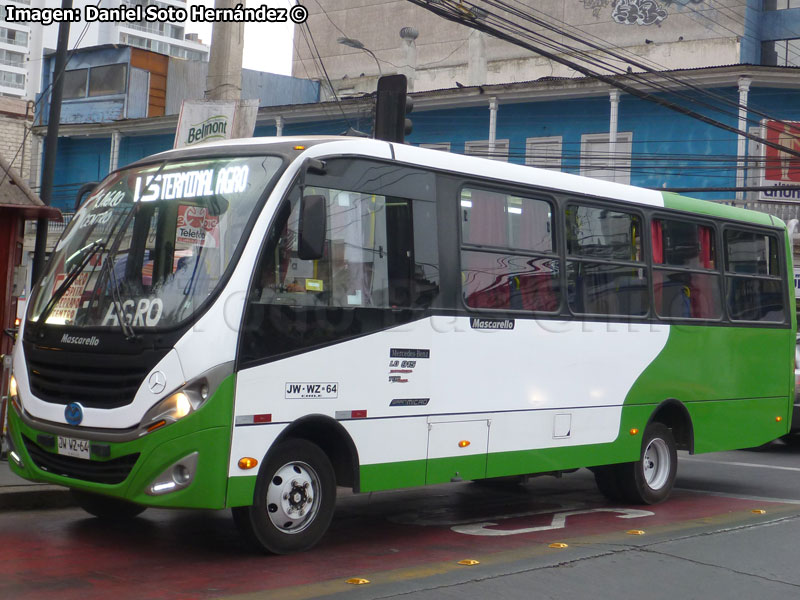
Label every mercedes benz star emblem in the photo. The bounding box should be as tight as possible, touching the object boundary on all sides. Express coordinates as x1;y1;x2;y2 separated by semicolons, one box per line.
148;371;167;394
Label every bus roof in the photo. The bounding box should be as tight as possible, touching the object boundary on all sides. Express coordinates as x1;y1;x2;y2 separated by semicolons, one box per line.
140;136;782;229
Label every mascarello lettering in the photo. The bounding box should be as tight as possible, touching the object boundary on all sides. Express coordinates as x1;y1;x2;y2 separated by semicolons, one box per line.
60;333;100;346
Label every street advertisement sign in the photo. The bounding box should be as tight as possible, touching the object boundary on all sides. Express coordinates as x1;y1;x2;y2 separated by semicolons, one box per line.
173;100;258;149
760;119;800;201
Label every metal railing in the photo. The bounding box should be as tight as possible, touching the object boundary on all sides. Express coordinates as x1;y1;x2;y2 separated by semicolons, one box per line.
0;58;24;68
0;36;27;48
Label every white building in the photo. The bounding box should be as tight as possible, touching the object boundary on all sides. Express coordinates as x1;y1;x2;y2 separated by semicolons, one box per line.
0;0;31;98
0;0;208;100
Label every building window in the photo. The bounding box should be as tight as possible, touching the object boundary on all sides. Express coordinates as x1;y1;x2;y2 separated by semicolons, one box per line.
0;48;25;68
525;136;562;171
465;139;510;161
419;142;451;152
62;69;88;100
580;132;633;184
88;64;127;96
0;27;28;47
764;0;800;9
0;71;25;89
761;39;800;67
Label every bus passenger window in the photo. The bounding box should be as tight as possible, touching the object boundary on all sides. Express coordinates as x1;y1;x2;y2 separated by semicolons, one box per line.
724;229;785;322
565;204;647;317
460;188;559;312
652;219;721;320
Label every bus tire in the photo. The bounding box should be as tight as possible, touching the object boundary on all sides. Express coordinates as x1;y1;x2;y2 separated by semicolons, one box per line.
617;422;677;505
70;490;146;520
233;439;336;554
592;465;625;502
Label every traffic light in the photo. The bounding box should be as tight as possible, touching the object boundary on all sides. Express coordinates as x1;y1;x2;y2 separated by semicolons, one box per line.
374;74;413;143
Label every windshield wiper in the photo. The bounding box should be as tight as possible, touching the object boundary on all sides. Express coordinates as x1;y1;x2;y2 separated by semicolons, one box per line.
101;248;137;341
36;239;105;329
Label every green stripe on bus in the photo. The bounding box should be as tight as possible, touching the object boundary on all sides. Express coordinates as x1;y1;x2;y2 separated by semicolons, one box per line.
662;192;776;226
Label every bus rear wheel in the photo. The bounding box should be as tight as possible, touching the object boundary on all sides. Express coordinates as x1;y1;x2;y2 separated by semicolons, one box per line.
71;490;146;520
233;439;336;554
617;422;677;505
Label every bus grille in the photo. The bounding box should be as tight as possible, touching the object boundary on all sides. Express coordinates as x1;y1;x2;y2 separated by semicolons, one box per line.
23;436;139;485
24;346;153;409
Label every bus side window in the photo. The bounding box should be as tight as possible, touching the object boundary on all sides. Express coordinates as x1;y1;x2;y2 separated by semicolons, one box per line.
253;186;439;310
724;229;785;323
461;187;559;312
565;204;647;317
652;219;721;320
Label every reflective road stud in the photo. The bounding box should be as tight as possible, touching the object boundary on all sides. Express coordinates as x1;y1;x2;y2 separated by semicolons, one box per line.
752;509;767;514
548;542;569;548
627;530;646;535
346;578;370;585
457;559;480;566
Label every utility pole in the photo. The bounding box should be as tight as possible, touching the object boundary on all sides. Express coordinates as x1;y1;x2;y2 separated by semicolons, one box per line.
205;0;244;101
31;0;71;284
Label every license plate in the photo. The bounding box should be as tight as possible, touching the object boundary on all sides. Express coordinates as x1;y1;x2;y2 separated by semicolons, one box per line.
57;436;90;460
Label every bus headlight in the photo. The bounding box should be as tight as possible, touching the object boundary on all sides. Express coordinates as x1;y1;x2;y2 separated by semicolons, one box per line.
8;374;22;416
139;384;207;435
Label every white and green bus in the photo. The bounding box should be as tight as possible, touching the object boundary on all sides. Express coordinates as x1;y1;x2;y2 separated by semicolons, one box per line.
5;136;796;553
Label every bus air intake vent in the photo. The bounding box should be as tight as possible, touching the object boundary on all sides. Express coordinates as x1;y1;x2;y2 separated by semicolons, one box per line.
23;436;139;485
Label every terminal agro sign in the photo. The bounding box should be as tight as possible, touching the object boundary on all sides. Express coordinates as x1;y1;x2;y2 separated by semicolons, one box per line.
174;100;258;149
760;119;800;201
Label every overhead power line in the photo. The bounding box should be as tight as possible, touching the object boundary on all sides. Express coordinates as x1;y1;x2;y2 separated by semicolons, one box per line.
404;0;800;161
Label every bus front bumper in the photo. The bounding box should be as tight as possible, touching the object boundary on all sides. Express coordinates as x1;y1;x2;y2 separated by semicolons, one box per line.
5;402;232;510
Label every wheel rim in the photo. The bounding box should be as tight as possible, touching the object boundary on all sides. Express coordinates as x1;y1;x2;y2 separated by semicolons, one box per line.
642;437;671;490
265;461;321;534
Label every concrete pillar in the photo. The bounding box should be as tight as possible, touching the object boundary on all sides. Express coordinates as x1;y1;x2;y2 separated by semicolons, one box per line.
609;89;621;182
736;76;752;206
205;0;244;101
488;97;498;159
109;130;121;173
468;30;487;86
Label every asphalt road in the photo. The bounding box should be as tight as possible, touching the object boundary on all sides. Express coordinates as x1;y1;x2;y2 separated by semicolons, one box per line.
3;440;800;600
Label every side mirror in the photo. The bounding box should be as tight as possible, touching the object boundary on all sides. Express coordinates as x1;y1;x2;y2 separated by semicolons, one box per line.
297;194;327;260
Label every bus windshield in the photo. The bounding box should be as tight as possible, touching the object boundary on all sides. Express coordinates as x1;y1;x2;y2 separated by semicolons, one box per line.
28;155;283;331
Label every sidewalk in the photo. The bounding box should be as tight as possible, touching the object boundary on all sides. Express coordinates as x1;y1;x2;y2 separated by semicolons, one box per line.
0;456;74;510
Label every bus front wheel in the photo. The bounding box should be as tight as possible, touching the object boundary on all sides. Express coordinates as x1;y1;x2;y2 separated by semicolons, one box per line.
233;439;336;554
617;422;677;505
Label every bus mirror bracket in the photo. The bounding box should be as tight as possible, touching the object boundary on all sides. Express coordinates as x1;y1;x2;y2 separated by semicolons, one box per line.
74;182;100;211
297;194;327;260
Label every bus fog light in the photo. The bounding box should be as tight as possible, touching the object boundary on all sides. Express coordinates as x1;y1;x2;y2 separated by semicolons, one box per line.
146;452;199;496
173;464;191;484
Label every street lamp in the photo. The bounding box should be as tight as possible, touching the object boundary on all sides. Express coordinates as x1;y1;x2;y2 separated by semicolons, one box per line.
337;37;382;76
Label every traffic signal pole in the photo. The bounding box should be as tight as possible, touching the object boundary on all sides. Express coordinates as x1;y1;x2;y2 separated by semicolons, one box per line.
31;0;72;284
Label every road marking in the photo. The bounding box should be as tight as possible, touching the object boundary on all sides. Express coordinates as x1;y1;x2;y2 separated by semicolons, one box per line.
682;456;800;473
451;508;654;537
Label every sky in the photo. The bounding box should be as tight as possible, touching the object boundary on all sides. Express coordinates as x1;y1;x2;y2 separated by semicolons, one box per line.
184;0;296;76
